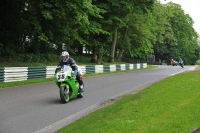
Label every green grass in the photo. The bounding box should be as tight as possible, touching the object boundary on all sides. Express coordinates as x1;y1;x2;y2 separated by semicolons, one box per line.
0;78;54;89
55;70;200;133
0;65;157;89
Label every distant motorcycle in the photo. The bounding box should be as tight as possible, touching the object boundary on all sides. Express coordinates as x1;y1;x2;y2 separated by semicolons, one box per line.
179;62;184;68
54;65;84;103
171;60;177;66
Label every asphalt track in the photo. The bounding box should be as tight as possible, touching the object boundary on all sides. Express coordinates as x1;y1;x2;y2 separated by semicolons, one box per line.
0;65;196;133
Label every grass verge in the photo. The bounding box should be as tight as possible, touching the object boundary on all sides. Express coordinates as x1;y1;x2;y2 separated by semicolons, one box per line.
0;78;54;89
55;70;200;133
0;65;157;89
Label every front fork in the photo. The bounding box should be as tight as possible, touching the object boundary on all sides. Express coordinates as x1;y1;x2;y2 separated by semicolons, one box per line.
58;83;70;96
56;82;69;90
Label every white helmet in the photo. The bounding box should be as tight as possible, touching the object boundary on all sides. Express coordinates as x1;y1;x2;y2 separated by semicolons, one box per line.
60;51;69;62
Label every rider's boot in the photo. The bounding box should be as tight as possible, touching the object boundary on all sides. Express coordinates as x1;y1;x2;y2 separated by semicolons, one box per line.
79;85;84;92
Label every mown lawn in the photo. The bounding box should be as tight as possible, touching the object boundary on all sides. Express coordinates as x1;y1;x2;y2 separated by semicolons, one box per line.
55;70;200;133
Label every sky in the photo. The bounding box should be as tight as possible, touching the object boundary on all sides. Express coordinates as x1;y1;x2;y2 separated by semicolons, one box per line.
160;0;200;35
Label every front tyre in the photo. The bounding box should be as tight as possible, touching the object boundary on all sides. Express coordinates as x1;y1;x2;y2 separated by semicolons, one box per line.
60;86;70;103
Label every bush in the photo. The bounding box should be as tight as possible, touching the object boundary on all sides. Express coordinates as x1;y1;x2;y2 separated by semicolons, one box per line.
195;60;200;65
25;54;33;62
45;54;59;62
32;54;42;62
41;54;48;63
7;53;60;63
0;53;92;66
72;55;91;63
12;54;20;62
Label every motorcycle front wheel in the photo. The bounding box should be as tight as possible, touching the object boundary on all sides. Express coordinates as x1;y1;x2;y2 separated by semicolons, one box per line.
60;86;70;103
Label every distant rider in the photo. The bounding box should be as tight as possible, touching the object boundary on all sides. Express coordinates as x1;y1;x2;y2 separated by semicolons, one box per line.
56;51;84;92
171;59;176;66
179;58;184;65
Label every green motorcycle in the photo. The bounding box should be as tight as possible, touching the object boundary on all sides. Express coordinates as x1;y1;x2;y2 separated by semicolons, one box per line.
54;65;84;103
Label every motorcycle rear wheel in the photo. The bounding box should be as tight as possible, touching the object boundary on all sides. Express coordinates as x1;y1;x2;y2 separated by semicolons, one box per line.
77;92;84;98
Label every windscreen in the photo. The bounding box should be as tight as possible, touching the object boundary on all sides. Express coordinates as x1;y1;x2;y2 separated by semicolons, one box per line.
63;65;71;72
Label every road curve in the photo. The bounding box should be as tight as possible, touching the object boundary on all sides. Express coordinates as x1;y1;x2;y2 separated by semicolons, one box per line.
0;65;195;133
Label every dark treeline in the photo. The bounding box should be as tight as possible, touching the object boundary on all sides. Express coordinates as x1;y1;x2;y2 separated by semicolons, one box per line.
0;0;199;64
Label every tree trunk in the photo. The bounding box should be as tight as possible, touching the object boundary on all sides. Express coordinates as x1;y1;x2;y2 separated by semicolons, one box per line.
91;46;97;63
117;25;129;62
93;53;97;63
110;28;118;62
117;50;124;62
57;43;63;54
97;55;102;64
33;38;39;54
77;45;83;56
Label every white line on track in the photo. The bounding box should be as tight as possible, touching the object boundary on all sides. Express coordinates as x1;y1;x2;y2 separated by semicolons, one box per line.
170;69;188;76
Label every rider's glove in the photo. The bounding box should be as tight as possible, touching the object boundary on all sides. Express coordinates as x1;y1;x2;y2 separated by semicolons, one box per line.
55;66;61;74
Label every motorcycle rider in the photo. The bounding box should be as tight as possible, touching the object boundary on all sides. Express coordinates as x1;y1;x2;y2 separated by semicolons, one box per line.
179;58;184;65
171;59;175;66
179;58;184;68
56;51;84;92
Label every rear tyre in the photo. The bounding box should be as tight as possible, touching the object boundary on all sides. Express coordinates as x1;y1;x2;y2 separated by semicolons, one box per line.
180;64;183;68
60;86;70;103
77;92;84;98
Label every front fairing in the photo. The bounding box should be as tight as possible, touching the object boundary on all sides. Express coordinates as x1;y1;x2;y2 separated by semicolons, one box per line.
55;65;79;98
55;65;72;82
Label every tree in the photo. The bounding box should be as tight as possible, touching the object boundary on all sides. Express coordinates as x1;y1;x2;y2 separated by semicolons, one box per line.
113;0;156;61
0;0;26;56
166;2;199;64
152;2;178;62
